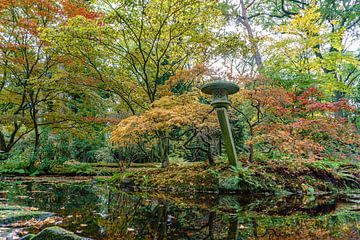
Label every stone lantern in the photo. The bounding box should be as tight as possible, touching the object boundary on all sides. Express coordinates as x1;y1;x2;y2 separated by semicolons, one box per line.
201;80;239;167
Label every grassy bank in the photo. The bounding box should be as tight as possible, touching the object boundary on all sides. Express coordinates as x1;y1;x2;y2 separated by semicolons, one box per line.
109;158;359;195
0;158;159;177
1;156;359;195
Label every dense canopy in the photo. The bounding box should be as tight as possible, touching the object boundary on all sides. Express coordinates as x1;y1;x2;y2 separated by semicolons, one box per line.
0;0;359;175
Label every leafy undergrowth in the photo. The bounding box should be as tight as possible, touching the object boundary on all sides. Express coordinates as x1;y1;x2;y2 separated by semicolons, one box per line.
1;157;359;195
49;162;114;176
49;162;160;176
0;159;161;177
0;160;116;177
110;159;360;194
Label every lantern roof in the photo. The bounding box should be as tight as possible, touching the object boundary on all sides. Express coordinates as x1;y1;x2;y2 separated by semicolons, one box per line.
201;80;239;95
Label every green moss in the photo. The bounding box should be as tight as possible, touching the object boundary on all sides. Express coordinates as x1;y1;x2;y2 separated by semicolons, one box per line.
109;161;360;194
21;226;90;240
0;204;52;224
20;234;36;240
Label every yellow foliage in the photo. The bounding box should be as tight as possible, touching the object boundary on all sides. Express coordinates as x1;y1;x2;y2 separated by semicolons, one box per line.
111;93;218;147
278;5;321;37
265;3;359;94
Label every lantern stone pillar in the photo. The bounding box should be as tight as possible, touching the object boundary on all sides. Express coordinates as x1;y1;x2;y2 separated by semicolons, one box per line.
201;80;239;167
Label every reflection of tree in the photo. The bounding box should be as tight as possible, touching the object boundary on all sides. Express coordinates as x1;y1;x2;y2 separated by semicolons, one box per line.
154;204;167;239
208;211;215;239
98;189;143;238
173;211;217;240
252;218;258;239
3;181;359;240
126;199;221;240
227;216;238;240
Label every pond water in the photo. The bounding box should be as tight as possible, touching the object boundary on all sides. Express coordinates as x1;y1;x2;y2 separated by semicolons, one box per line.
0;177;359;240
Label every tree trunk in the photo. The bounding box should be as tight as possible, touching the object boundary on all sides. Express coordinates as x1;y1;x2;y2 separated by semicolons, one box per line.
0;131;8;154
28;107;40;171
159;133;169;168
218;135;222;156
207;145;215;166
249;143;254;162
248;126;254;162
238;0;263;70
334;90;346;117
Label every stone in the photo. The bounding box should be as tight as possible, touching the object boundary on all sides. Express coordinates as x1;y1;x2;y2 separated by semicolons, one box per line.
20;234;36;240
200;80;240;167
21;226;92;240
0;204;52;225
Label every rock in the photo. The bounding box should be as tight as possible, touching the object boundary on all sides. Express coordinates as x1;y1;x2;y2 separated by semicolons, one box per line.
0;227;13;238
0;204;52;225
121;178;133;185
21;226;92;240
20;234;36;240
0;227;26;239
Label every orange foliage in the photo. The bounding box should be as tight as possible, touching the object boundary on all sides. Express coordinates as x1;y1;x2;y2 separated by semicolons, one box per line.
111;93;217;147
62;0;102;20
0;0;100;29
158;64;209;97
233;76;359;158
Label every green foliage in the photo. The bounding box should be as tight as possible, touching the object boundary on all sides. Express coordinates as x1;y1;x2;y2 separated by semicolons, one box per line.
306;158;360;188
0;0;359;178
0;157;29;175
218;166;278;192
51;162;94;176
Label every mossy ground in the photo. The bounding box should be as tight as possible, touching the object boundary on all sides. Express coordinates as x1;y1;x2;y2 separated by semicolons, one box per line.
22;226;89;240
109;158;360;194
1;156;359;194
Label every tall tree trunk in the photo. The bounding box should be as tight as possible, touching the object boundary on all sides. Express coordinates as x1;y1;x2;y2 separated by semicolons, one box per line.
238;0;263;70
201;135;215;165
218;135;222;156
0;131;8;154
159;133;169;168
28;107;40;171
249;126;254;162
0;122;22;155
207;144;215;165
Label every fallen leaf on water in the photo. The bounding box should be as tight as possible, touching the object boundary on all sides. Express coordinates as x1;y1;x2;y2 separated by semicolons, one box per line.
5;216;63;228
17;196;29;199
25;207;39;211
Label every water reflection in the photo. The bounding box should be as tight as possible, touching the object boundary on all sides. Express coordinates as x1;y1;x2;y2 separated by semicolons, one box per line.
0;179;358;239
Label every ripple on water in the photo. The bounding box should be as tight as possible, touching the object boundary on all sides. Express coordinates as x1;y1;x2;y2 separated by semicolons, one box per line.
0;179;359;240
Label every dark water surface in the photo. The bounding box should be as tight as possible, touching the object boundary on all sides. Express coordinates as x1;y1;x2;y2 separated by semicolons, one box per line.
0;177;359;239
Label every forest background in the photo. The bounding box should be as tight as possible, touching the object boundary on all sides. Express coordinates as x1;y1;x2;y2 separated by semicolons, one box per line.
0;0;359;182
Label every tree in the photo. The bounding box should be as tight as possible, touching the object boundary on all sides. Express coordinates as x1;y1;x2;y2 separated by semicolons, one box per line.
232;76;359;161
43;0;224;114
264;4;359;97
111;91;218;167
230;0;264;70
0;0;100;164
231;76;288;162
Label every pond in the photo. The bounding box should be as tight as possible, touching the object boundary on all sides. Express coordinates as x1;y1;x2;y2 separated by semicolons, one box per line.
0;177;359;239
